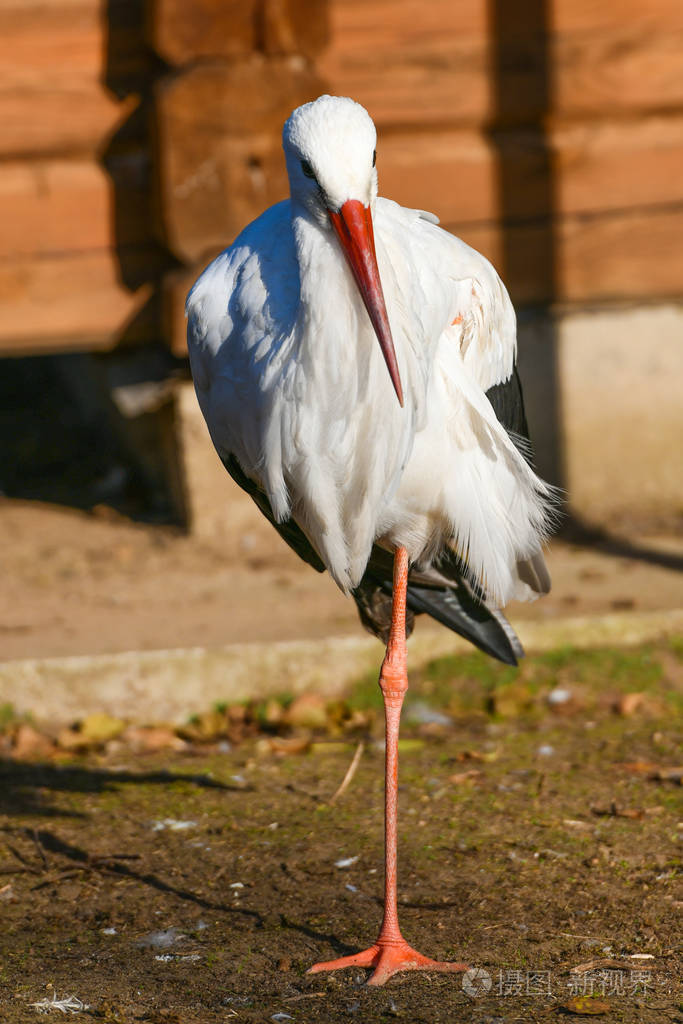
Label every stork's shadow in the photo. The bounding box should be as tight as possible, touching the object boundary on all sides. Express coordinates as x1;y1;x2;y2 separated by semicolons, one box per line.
0;759;240;818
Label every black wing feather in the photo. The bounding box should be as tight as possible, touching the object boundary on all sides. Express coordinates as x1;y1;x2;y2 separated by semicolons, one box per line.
354;546;522;666
486;365;533;464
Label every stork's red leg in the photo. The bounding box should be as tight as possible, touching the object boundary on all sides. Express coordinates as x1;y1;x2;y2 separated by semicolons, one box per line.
308;547;468;985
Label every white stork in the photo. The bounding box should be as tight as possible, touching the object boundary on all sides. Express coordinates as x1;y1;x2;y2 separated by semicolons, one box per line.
186;95;555;985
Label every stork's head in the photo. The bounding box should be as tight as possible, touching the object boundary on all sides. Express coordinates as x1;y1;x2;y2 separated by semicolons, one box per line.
283;95;403;406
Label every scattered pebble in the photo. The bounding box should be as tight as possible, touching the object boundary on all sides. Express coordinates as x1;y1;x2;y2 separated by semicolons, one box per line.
548;687;572;705
229;882;244;889
136;927;183;949
151;819;198;832
537;744;555;757
335;855;359;869
101;927;117;936
405;701;452;726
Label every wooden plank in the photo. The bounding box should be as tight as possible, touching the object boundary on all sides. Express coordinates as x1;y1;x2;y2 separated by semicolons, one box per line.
452;205;683;305
155;58;324;262
321;0;683;55
0;0;152;84
0;0;147;156
377;115;683;225
319;0;683;127
148;0;328;65
555;205;683;304
0;155;152;259
0;249;160;354
260;0;330;58
0;90;140;158
148;0;258;64
550;0;683;34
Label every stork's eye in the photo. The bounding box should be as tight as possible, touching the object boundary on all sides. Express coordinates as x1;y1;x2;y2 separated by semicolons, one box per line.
372;149;377;167
301;159;316;180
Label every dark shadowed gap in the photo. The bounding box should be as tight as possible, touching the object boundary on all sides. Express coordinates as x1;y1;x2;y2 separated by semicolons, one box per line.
0;4;187;521
486;0;566;495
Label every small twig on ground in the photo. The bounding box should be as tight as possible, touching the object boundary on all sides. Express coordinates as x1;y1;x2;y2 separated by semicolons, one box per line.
30;829;50;870
5;843;41;874
284;992;328;1002
31;870;88;892
329;741;365;804
570;958;653;974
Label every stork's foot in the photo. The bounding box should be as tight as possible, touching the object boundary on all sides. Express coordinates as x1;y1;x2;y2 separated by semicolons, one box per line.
307;939;468;987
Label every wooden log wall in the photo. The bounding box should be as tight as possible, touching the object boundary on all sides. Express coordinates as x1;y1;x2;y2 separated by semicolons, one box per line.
152;0;328;351
157;0;683;349
0;0;166;353
318;0;683;306
0;0;327;356
1;0;682;356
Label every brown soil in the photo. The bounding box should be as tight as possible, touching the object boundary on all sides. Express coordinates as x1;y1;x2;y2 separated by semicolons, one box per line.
1;675;681;1023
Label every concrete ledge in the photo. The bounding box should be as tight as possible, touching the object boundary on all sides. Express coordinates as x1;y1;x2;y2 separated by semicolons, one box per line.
3;608;682;725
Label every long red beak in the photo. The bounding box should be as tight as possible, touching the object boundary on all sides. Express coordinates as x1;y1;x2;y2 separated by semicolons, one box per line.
328;199;404;407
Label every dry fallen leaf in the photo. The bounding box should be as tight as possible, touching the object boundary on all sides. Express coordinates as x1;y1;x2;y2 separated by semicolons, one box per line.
12;723;56;760
617;761;659;775
562;995;611;1015
285;694;328;730
591;803;643;819
265;734;312;756
448;769;482;785
79;712;126;744
123;726;188;753
616;693;646;716
652;766;683;784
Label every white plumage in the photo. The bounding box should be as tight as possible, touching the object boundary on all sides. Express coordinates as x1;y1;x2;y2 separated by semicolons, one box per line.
187;95;554;613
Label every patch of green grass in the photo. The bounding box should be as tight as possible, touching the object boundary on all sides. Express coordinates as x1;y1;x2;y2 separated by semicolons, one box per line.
344;639;682;717
0;703;34;733
346;668;384;710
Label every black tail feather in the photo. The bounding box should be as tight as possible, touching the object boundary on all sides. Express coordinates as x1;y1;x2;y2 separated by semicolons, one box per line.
404;583;522;666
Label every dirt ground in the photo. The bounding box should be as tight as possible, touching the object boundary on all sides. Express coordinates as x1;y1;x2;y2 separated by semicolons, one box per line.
1;499;682;1022
0;498;682;661
1;640;682;1023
